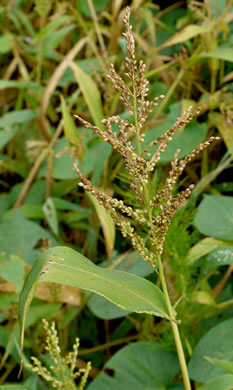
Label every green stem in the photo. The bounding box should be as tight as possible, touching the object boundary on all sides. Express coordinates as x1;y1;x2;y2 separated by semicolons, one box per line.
157;253;191;390
132;78;142;156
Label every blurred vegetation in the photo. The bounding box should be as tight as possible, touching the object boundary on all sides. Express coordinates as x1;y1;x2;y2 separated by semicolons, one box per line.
0;0;233;388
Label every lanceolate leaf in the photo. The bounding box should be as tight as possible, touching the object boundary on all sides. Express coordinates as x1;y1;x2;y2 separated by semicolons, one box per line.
158;24;211;50
199;48;233;63
19;246;169;355
194;195;233;241
71;64;105;130
60;95;80;146
87;192;115;259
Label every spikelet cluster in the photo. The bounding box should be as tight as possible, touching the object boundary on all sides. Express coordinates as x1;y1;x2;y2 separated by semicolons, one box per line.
27;319;91;390
74;7;219;268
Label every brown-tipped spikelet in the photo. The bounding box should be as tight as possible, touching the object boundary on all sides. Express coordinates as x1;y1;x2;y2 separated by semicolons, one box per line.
74;6;219;267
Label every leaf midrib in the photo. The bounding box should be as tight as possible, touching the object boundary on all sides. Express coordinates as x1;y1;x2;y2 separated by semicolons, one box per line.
43;262;168;316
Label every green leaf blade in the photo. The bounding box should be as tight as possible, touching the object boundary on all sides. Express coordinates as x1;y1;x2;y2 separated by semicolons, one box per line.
72;65;105;130
200;375;233;390
194;195;233;241
19;246;169;356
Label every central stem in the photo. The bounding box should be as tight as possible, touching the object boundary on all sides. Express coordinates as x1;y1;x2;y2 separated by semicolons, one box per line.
131;75;191;389
132;77;152;226
157;253;191;390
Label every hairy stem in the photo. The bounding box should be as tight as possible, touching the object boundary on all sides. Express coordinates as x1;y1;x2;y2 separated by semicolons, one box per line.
157;253;191;390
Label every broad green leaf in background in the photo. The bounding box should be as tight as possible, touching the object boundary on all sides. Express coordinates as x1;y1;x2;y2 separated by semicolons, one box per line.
200;375;233;390
72;64;105;130
0;255;24;291
194;195;233;241
39;137;77;180
60;95;80;146
187;237;229;264
88;342;180;390
88;251;153;319
51;197;81;211
36;16;71;40
19;246;169;355
188;318;233;383
0;128;17;150
17;204;44;220
39;136;107;180
42;198;59;236
0;110;36;128
201;246;233;275
0;81;43;91
77;0;111;17
43;25;75;50
158;25;211;50
206;357;233;375
0;34;14;53
0;213;58;264
199;48;233;63
143;103;207;162
87;192;115;259
90;142;112;185
0;385;30;389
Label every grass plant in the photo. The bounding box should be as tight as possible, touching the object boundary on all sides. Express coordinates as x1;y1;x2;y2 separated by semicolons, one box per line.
19;6;220;390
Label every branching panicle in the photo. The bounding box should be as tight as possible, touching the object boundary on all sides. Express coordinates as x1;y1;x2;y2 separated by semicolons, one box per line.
74;7;220;263
27;320;91;390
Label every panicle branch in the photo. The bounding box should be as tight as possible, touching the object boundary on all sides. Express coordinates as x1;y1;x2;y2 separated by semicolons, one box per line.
73;7;220;265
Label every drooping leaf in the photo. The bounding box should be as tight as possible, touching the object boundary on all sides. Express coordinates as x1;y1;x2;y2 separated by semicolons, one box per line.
88;341;180;390
188;318;233;383
194;195;233;241
88;251;153;319
19;246;169;354
87;192;115;259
